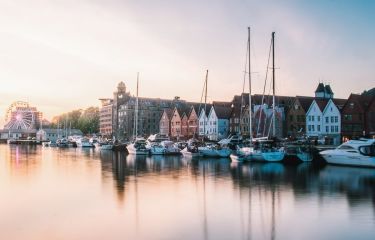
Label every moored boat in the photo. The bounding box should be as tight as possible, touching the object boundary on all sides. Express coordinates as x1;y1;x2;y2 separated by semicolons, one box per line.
320;139;375;168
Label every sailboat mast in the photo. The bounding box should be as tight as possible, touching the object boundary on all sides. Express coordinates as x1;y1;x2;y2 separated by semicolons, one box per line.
135;72;139;139
203;70;208;139
272;32;276;137
248;27;252;141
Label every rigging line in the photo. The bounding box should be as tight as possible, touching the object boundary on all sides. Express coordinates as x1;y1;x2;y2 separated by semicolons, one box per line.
198;72;207;119
257;38;272;136
240;37;250;134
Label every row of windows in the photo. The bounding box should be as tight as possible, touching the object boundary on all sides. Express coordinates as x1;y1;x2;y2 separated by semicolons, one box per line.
308;125;339;133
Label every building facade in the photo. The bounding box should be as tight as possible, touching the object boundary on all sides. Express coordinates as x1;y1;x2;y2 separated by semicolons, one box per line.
99;98;113;137
286;96;314;138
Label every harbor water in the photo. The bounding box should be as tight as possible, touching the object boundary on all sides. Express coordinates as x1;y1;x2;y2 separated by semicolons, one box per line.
0;144;374;240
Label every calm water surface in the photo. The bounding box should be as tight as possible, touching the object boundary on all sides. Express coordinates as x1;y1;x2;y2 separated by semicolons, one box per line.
1;145;374;240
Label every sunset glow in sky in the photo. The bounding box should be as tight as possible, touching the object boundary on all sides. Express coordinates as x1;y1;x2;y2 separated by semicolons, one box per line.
0;0;374;122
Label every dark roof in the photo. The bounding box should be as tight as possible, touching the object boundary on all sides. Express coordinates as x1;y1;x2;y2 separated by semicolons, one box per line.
296;96;314;112
212;101;232;107
163;109;174;119
314;99;329;112
362;87;375;97
213;105;232;119
315;83;325;93
332;98;347;110
325;85;333;94
342;94;374;112
187;103;202;118
199;104;212;117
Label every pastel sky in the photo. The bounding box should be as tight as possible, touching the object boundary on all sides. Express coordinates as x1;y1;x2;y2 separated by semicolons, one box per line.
0;0;374;124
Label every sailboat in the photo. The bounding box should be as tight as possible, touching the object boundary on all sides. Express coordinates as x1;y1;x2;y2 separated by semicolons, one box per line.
231;29;285;162
126;73;150;155
251;32;285;162
197;70;232;158
230;27;254;162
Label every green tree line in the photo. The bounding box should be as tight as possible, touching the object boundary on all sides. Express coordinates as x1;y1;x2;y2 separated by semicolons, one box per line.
50;107;100;134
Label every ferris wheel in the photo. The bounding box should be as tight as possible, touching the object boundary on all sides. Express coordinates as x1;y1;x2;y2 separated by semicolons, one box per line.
4;101;35;130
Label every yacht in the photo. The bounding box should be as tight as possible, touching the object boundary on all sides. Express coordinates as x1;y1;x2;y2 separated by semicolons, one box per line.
149;140;181;155
320;139;375;167
126;138;150;155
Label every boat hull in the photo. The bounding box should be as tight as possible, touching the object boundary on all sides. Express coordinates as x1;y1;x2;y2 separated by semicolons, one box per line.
321;150;375;168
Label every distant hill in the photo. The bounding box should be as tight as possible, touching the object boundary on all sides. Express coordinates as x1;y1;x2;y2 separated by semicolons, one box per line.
362;87;375;97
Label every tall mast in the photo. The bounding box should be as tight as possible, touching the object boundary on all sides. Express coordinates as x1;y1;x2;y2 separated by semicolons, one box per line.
134;72;139;139
248;27;252;141
203;70;208;139
272;32;276;137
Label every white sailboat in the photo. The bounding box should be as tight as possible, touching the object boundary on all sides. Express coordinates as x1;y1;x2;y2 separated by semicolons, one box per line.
197;70;232;158
126;73;150;155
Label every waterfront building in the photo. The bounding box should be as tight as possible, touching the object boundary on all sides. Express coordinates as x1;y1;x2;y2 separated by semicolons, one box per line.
187;105;200;138
198;105;212;137
341;94;374;139
286;96;314;138
366;96;375;138
99;98;113;138
206;105;231;140
252;104;284;138
306;98;345;145
36;128;83;142
170;106;190;140
112;82;190;140
0;129;37;141
306;83;346;145
159;109;173;136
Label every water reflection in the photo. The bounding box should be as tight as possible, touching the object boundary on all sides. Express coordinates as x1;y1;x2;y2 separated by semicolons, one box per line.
1;145;374;240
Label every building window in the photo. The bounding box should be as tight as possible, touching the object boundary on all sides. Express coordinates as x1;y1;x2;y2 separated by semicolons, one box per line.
317;125;320;131
331;126;334;133
326;126;329;133
317;116;320;122
331;116;334;123
325;117;329;123
312;116;315;122
335;116;338;123
335;126;338;132
308;125;311;131
308;116;311;121
311;125;315;131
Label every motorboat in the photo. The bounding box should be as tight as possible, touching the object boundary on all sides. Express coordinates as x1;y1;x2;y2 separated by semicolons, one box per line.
320;139;375;167
198;142;232;158
149;140;181;155
126;138;150;155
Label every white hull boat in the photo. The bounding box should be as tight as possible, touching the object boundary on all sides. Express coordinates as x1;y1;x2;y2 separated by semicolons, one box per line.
181;147;201;158
198;146;232;158
320;139;375;168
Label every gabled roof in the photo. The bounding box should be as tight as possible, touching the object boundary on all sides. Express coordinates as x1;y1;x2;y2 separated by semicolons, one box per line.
314;99;329;112
163;109;174;120
212;105;232;119
296;96;314;112
199;104;212;118
332;98;347;110
342;94;374;113
187;103;202;118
